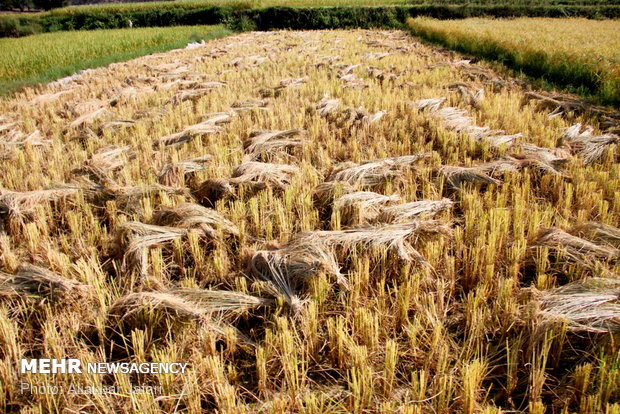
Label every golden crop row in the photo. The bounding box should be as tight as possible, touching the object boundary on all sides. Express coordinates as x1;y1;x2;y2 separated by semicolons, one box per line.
408;17;620;105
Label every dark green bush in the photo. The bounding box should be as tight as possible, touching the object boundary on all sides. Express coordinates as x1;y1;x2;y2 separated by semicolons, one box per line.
227;5;620;31
0;14;39;36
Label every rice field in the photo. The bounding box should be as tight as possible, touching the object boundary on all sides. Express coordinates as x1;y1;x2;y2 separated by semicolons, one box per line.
0;25;231;95
407;17;620;105
48;0;405;14
0;29;619;413
44;0;619;16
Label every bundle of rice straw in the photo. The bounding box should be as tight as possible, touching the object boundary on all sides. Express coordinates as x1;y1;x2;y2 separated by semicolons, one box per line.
536;278;620;333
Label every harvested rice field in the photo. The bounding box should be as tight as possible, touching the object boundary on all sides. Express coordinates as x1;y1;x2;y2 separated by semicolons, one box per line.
0;29;619;413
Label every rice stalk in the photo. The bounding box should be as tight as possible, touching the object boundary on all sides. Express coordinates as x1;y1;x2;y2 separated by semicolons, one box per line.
378;198;454;223
312;181;355;213
289;221;452;265
428;59;472;69
172;288;273;313
536;278;620;333
76;145;133;185
279;241;347;289
338;73;367;89
408;97;446;112
181;80;227;90
229;55;268;67
200;111;235;125
152;202;239;239
327;154;432;188
561;123;618;165
145;61;192;74
0;129;51;148
29;90;71;105
434;106;516;147
68;107;115;129
333;191;400;225
231;161;299;190
366;66;399;83
570;222;620;249
336;63;359;76
107;291;227;337
108;290;257;348
260;77;307;97
412;98;520;147
191;178;237;206
155;119;223;147
231;99;270;112
66;99;107;117
460;64;501;83
317;95;341;117
476;157;524;176
446;83;485;108
0;264;91;304
523;91;592;119
277;77;307;89
529;227;620;265
249;250;305;314
167;88;220;105
93;184;188;209
439;165;503;189
0;187;79;232
509;144;571;176
362;52;390;60
158;154;212;186
117;221;188;279
327;106;387;127
243;129;306;160
98;120;136;133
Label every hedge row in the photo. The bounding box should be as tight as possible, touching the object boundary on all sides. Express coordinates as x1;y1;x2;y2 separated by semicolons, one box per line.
2;4;620;37
244;5;620;31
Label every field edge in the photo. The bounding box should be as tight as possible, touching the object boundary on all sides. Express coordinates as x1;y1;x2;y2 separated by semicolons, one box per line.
0;25;233;97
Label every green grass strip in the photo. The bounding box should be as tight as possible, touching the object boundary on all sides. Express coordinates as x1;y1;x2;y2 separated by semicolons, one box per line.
0;25;231;96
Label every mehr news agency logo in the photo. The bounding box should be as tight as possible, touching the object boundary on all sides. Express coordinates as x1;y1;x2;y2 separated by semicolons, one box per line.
19;359;190;395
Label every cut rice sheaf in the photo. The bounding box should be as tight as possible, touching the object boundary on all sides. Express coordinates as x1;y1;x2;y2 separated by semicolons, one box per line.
537;278;620;333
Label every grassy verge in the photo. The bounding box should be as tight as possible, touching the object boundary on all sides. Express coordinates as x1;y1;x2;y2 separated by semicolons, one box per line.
407;17;620;107
0;24;231;95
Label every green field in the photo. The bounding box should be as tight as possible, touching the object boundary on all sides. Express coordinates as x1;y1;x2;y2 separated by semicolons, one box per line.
407;17;620;106
48;0;406;14
0;24;230;95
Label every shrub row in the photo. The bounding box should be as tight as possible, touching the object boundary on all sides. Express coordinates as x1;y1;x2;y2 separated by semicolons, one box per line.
243;5;620;31
2;4;620;37
0;14;42;37
37;6;232;32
